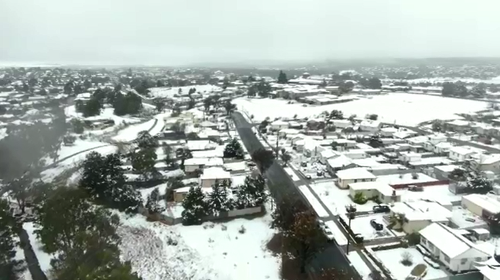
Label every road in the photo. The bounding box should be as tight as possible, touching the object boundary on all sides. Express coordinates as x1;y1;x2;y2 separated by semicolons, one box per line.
232;111;362;280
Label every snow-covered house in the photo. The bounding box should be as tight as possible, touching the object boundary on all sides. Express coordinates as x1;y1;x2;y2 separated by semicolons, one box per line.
335;167;376;189
332;119;351;129
200;167;231;188
360;120;381;132
391;201;451;234
326;155;355;174
75;92;91;101
186;140;217;151
446;120;472;133
302;138;324;158
476;255;500;280
470;154;500;174
419;222;490;273
448;146;480;162
184;157;224;173
319;149;338;164
332;139;357;152
349;182;400;204
461;194;500;217
270;120;289;131
199;121;218;130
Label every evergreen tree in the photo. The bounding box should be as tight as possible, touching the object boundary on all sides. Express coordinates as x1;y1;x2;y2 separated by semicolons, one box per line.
79;152;142;212
181;186;208;225
277;70;288;84
136;131;158;149
247;85;257;97
0;200;24;280
82;97;101;117
153;98;166;112
223;100;236;115
145;188;164;214
257;81;272;97
208;180;231;215
176;148;192;170
130;148;157;179
223;138;244;159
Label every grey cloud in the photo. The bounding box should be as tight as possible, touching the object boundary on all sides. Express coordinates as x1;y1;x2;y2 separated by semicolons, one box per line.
1;0;500;66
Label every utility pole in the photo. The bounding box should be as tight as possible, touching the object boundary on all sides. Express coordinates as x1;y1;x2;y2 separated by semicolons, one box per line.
275;129;280;159
345;204;357;255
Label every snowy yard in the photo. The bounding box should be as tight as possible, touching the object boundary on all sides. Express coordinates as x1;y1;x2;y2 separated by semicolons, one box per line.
41;145;117;182
117;205;280;280
347;251;373;280
373;247;447;280
341;213;394;240
65;106;142;135
45;139;109;166
233;93;487;125
310;181;378;214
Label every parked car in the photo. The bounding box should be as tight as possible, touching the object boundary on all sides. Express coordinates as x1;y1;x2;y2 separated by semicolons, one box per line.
354;233;364;243
322;227;335;242
373;204;390;213
316;171;323;176
416;244;430;257
305;175;312;180
301;162;308;167
424;257;440;269
370;219;383;231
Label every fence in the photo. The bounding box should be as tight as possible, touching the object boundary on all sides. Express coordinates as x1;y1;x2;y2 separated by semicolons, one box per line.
144;205;264;225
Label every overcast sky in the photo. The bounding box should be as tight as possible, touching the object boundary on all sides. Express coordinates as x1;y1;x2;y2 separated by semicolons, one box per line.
1;0;500;66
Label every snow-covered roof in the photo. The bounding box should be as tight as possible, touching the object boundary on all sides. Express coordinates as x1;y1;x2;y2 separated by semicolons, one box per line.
349;181;395;196
446;119;470;127
200;167;231;180
320;149;337;160
463;194;500;215
449;146;479;156
360;120;381;128
434;164;459;173
376;173;437;186
336;167;376;180
420;222;483;259
326;155;353;169
184;157;223;167
186;140;216;151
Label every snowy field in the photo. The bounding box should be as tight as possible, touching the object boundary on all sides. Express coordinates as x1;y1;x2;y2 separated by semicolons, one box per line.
117;206;280;280
233;93;487;125
41;145;117;182
112;119;157;142
148;85;222;98
374;247;447;280
45;139;109;165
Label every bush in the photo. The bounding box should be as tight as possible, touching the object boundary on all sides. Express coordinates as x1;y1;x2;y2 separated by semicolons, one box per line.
353;192;367;205
238;225;246;234
401;251;413;266
406;232;420;246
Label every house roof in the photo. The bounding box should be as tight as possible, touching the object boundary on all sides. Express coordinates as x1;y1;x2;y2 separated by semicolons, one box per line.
349;181;395;196
463;194;500;215
476;257;500;280
336;167;376;180
449;146;478;156
320;149;337;160
200;167;231;180
420;222;485;259
326;155;353;169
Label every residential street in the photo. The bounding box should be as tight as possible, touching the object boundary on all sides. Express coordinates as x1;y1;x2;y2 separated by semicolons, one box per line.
231;111;363;279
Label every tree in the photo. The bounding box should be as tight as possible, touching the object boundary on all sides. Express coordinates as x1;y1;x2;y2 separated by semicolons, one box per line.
136;131;158;149
368;114;378;121
449;168;467;181
83;79;92;89
251;148;274;174
442;82;455;96
171;121;186;135
35;187;141;280
432;120;444;132
153;98;166;112
156;80;165;87
223;138;244;159
330;110;343;120
176;148;192;170
187;98;196;109
113;92;143;116
130;147;157;179
277;70;288;84
367;77;382;89
181;186;208;225
145;187;164;214
79;152;142;212
0;105;6;115
464;176;493;194
369;135;384;148
285;211;326;273
222;77;230;89
247;85;257;97
471;83;487;97
208;180;231;215
28;77;38;87
223;100;236;115
0;199;24;280
5;175;33;214
82;97;101;117
257;81;272;97
238;175;267;207
280;149;291;166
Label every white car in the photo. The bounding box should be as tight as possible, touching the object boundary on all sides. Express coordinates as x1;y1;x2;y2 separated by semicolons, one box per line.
322;227;335;242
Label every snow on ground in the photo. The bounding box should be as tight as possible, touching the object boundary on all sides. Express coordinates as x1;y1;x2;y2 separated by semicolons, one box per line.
348;251;372;280
112;119;157;142
46;139;109;165
65;105;142;133
41;145;117;182
148;85;222;98
117;205;280;280
234;93;487;125
23;222;53;275
373;247;447;280
341;213;394;240
311;181;377;214
284;167;300;181
298;185;329;218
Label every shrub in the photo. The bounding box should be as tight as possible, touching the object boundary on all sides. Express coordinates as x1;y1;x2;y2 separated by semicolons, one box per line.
238;225;246;234
401;251;413;266
406;232;420;246
353;192;367;205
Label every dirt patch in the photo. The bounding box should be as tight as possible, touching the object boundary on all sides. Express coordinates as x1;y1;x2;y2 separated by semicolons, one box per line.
281;254;306;280
266;232;282;255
